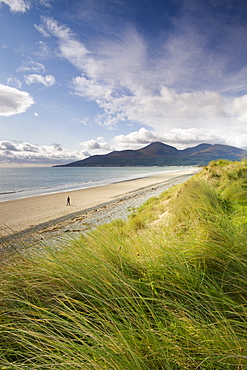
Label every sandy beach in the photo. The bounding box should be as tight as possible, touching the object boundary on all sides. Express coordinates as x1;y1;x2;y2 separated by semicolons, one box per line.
0;168;201;241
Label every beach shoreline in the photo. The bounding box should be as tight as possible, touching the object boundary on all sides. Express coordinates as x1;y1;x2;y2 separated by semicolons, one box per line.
0;168;201;245
0;166;194;203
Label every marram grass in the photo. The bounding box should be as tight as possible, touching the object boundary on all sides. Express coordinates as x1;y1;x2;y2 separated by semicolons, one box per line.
0;160;247;369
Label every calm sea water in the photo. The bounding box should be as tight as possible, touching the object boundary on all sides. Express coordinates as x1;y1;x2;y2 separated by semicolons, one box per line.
0;166;194;202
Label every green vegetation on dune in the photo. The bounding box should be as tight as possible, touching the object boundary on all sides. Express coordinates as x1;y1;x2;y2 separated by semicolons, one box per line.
0;160;247;369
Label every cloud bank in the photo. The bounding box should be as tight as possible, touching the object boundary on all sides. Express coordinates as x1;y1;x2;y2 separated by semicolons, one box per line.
0;141;89;165
2;125;247;166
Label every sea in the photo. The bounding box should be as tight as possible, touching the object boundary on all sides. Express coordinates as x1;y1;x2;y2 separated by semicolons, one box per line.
0;166;194;203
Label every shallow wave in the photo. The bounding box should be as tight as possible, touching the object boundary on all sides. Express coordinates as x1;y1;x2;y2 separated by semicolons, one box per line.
0;191;16;195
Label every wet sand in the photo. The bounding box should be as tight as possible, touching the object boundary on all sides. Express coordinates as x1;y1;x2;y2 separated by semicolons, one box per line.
0;168;201;241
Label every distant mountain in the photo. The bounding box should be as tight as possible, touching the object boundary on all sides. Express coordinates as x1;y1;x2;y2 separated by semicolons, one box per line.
136;142;179;157
54;142;247;167
180;143;212;156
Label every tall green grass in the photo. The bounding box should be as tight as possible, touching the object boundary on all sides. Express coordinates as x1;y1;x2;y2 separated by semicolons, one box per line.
0;160;247;369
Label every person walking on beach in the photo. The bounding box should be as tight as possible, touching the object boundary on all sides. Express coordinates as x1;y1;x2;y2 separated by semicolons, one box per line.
67;196;70;206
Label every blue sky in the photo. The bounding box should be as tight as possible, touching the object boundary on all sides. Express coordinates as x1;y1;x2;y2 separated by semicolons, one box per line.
1;0;247;165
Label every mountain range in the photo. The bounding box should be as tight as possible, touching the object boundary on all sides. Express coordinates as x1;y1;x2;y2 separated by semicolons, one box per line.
54;142;247;167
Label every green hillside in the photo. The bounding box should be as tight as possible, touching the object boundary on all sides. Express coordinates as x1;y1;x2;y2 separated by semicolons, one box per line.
1;159;247;369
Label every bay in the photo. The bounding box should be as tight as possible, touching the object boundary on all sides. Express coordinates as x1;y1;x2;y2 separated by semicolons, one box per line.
0;166;194;202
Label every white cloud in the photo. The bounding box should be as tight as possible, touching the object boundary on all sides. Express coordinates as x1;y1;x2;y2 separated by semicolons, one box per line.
34;24;51;38
0;141;19;151
113;126;247;151
38;17;113;93
160;128;226;147
80;139;113;152
0;84;34;116
227;94;247;122
98;27;147;89
0;0;55;13
114;128;164;147
0;0;30;13
159;87;225;119
6;77;22;88
25;74;56;87
113;127;225;150
73;76;112;101
17;60;46;73
39;0;54;8
0;141;90;165
39;17;91;72
95;87;226;131
74;117;91;126
18;142;40;152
